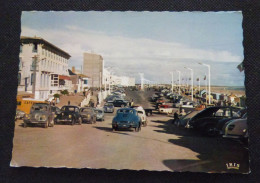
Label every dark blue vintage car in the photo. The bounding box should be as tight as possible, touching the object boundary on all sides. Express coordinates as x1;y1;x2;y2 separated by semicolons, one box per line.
112;108;141;132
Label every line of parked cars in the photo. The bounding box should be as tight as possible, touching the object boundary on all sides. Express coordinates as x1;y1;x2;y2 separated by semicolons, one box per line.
175;106;247;143
22;103;106;128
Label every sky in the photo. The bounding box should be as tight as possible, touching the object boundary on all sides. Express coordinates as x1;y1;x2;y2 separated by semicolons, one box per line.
21;11;245;86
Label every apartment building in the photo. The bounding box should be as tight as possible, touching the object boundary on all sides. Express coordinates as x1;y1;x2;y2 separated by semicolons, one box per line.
18;36;71;100
83;52;103;88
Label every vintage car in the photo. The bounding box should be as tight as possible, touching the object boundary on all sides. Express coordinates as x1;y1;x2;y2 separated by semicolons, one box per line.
51;106;61;114
103;102;115;113
133;106;147;126
112;108;141;132
186;106;241;136
80;107;97;123
15;109;26;120
94;108;105;121
113;99;128;107
23;103;54;128
223;113;248;142
175;111;200;127
54;105;82;125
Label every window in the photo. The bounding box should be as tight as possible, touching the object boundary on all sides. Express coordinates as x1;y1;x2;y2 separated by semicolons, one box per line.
31;73;34;85
84;80;88;84
20;45;23;53
32;43;37;53
42;49;45;55
18;73;21;85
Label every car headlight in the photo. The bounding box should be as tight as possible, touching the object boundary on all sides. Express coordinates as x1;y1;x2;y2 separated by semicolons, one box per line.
54;114;57;117
243;129;247;133
69;115;72;118
87;114;90;118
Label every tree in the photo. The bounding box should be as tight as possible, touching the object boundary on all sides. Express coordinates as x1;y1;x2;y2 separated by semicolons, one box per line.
53;93;60;98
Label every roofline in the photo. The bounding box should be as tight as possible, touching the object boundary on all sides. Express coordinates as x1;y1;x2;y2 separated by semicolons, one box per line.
21;36;71;58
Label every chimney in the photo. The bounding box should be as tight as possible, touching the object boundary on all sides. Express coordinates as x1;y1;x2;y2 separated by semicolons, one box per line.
72;66;75;73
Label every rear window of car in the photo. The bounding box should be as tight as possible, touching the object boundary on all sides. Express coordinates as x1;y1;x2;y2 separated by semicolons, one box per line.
80;108;92;112
118;109;134;114
62;107;77;112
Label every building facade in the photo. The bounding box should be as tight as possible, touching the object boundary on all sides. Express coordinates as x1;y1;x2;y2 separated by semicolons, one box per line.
83;52;103;88
18;36;71;100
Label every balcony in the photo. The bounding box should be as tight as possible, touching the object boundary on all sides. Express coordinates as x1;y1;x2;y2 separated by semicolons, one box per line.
30;64;39;71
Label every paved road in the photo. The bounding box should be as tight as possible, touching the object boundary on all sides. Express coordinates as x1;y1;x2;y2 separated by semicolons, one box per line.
11;90;249;173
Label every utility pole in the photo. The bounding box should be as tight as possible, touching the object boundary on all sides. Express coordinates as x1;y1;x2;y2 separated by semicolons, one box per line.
32;55;38;98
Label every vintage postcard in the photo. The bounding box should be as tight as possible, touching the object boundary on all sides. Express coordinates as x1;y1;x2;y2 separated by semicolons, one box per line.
11;11;248;173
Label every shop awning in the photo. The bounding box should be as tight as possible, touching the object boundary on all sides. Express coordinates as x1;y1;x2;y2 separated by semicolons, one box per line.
59;75;71;80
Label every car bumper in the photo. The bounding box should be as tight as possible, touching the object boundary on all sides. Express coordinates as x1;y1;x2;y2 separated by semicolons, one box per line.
24;120;47;124
223;134;243;139
55;119;73;123
112;123;138;129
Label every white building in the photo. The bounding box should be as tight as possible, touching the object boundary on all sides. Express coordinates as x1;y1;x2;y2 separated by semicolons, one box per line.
18;36;71;100
102;68;135;87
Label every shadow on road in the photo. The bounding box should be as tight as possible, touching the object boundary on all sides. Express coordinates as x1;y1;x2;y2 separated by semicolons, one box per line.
150;118;249;173
93;126;130;135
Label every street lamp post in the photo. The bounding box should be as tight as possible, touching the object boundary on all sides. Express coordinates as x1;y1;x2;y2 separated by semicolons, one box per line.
174;70;181;95
170;72;173;93
184;67;193;101
199;63;211;104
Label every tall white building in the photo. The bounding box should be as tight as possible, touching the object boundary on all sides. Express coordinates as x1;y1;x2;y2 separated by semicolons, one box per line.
18;36;71;100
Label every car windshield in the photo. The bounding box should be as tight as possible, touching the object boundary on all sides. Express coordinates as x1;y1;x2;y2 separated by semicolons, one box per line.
118;109;134;114
182;111;200;120
105;103;113;107
80;108;92;112
31;104;48;111
62;106;76;112
137;111;143;114
95;110;103;114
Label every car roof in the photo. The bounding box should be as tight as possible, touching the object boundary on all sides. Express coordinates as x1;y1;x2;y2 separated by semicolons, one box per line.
62;105;79;108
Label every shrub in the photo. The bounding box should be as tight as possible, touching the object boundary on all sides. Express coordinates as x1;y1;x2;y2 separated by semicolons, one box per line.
61;90;69;95
53;93;60;98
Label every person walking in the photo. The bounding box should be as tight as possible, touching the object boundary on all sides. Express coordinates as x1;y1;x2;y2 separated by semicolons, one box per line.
173;111;179;124
68;101;70;105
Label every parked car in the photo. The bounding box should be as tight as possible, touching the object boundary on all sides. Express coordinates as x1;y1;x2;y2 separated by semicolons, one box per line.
175;111;200;127
103;102;115;113
15;109;26;120
23;103;54;128
113;99;128;107
51;106;61;114
80;107;97;124
133;106;148;126
216;108;246;135
112;108;141;132
158;104;176;114
94;108;105;121
186;106;241;136
55;105;82;125
182;101;195;108
223;113;248;142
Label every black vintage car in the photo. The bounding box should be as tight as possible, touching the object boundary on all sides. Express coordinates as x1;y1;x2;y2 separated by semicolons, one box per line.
186;106;241;136
54;105;82;125
113;100;128;107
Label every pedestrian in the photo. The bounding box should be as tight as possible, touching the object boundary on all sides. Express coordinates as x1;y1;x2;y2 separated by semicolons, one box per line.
131;99;134;107
68;100;70;105
173;111;179;124
83;91;86;96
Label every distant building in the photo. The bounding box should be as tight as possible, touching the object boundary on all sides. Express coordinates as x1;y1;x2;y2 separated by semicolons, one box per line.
83;52;103;88
69;68;90;92
18;36;71;100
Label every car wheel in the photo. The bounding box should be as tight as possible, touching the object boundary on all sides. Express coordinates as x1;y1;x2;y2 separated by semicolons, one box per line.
204;125;217;137
44;122;48;128
112;127;116;131
23;122;27;128
78;117;82;125
49;118;54;127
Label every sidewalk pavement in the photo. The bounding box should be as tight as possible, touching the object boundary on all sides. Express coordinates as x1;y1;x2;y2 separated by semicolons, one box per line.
56;92;86;108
